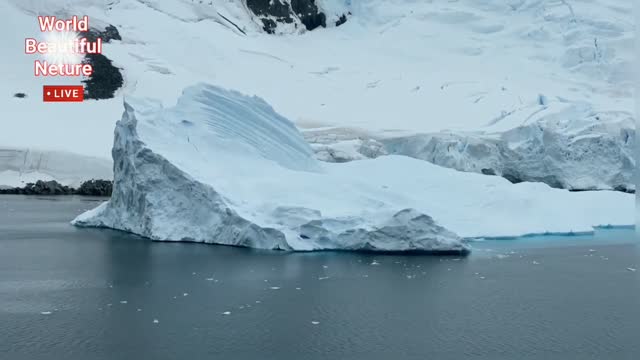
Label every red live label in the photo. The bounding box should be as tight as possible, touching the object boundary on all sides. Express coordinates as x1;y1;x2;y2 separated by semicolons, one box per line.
43;85;84;102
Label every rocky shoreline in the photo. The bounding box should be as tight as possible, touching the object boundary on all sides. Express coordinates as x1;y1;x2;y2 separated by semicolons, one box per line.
0;180;112;196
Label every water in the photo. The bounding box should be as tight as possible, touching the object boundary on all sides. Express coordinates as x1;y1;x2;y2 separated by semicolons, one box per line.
0;195;638;360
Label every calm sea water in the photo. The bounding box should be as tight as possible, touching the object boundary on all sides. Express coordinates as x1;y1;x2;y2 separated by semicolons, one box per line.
0;195;638;360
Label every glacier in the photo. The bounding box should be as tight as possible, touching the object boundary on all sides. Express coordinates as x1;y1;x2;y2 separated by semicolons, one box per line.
2;0;634;193
72;84;633;252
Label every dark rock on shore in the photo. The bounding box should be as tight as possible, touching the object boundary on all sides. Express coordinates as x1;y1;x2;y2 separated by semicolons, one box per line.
76;179;113;196
0;180;113;196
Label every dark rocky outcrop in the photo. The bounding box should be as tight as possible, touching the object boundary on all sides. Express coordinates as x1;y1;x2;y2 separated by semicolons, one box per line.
0;180;113;196
81;25;124;100
246;0;342;33
85;24;122;43
82;53;124;100
335;13;348;27
13;93;27;98
290;0;326;31
246;0;296;33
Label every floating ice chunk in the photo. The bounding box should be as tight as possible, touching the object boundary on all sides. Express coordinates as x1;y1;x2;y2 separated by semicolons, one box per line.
120;300;127;304
269;286;281;290
222;311;231;315
153;319;159;323
40;311;52;315
627;267;637;272
183;293;189;297
311;321;320;325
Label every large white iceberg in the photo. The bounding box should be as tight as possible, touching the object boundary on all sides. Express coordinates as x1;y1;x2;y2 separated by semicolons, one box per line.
72;84;633;252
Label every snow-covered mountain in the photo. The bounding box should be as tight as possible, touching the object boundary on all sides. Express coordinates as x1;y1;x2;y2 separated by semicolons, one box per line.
71;84;632;252
1;0;634;191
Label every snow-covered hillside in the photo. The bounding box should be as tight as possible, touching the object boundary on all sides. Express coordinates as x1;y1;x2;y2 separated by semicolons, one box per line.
0;0;634;191
72;84;632;252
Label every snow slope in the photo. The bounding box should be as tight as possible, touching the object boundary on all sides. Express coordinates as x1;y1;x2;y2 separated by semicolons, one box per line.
1;0;634;190
72;84;633;252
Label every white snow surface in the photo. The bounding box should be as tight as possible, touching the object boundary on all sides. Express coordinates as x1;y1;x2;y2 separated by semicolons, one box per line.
72;84;633;251
1;0;634;190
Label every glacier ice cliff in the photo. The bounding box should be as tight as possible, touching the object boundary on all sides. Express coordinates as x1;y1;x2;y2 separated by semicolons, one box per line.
306;103;634;193
72;84;633;252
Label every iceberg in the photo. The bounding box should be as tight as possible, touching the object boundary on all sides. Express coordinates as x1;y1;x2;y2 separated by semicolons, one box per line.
72;84;633;253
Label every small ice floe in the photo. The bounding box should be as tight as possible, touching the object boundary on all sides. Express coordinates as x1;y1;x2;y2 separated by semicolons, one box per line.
40;311;52;315
205;278;215;281
295;287;301;290
269;286;281;290
264;279;269;282
137;309;142;312
222;311;231;315
532;261;540;265
311;321;320;325
627;267;637;272
479;276;486;280
322;265;329;269
370;260;380;266
153;319;159;324
107;303;113;307
255;300;261;304
494;254;509;259
183;293;189;297
406;275;416;279
318;276;330;280
120;300;128;304
192;272;197;275
362;274;369;278
98;308;103;311
239;306;245;309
